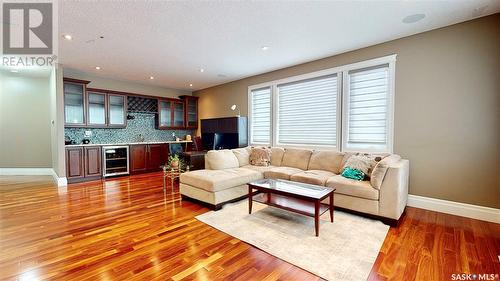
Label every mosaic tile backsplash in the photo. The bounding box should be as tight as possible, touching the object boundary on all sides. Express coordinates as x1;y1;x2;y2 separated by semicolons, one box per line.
65;113;194;144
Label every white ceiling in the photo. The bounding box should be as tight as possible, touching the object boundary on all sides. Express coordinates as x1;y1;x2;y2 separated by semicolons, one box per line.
59;1;499;91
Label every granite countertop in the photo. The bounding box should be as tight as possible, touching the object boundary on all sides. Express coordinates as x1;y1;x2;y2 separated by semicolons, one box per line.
65;140;192;147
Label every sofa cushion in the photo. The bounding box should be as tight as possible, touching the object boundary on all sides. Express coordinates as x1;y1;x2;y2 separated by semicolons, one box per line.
180;168;262;192
281;148;313;170
206;150;239;170
290;170;335;186
242;164;276;174
326;175;379;200
264;166;303;180
232;147;251;167
371;154;402;189
308;151;344;174
270;147;285;166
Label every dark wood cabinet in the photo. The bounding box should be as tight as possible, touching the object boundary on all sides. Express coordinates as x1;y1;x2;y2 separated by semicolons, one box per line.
147;144;169;171
66;146;102;183
64;79;127;128
84;147;102;177
157;98;186;129
130;144;169;174
201;117;248;149
180;151;206;171
181;96;199;129
130;145;148;174
66;147;85;180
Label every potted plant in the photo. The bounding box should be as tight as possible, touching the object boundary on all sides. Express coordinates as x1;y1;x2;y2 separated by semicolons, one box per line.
168;154;180;169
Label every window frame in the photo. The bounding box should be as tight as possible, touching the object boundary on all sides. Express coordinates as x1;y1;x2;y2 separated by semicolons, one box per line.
248;54;396;153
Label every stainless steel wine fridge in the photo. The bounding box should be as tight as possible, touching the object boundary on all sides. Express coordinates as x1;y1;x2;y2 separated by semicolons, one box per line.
102;146;129;177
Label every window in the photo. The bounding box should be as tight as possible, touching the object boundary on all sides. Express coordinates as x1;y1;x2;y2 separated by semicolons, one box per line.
248;55;395;152
249;87;272;145
276;75;339;147
343;65;393;152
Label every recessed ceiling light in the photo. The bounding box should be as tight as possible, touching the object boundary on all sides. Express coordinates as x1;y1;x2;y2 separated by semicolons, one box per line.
402;13;426;24
189;83;193;87
261;46;269;51
10;69;18;73
149;76;154;80
63;34;72;40
199;68;204;73
95;66;101;70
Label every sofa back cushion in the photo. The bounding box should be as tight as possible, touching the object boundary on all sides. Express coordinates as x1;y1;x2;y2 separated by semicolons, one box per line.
308;150;344;174
281;148;313;170
370;154;401;189
232;147;251;167
270;147;285;166
206;150;240;170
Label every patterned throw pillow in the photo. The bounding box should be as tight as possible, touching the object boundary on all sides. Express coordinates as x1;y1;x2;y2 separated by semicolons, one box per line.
341;167;365;181
341;153;385;179
249;147;272;166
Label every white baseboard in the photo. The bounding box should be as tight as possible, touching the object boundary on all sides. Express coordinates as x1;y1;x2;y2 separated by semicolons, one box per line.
0;168;54;176
0;168;67;187
407;194;500;224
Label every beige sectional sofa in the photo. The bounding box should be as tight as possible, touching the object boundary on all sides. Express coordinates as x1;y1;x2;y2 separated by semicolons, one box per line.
180;147;409;224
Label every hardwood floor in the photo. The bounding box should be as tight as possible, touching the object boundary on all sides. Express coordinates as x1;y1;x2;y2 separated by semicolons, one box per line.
0;174;498;281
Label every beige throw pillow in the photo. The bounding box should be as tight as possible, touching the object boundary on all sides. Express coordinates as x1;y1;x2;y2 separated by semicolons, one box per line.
370;154;402;189
249;147;272;166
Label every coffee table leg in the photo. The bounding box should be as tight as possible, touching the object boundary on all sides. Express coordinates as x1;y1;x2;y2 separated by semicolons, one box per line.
248;186;253;214
314;200;320;237
330;192;334;223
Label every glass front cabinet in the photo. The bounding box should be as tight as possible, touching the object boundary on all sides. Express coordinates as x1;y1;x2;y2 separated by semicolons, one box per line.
64;79;89;126
158;99;172;128
158;99;185;129
181;96;199;129
157;97;198;129
64;78;127;128
87;91;107;127
107;94;126;127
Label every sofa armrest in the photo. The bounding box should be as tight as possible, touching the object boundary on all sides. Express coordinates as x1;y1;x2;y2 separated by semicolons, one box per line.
204;155;211;170
379;159;409;220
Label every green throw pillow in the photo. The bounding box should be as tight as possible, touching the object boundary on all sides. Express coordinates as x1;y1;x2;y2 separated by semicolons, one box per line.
341;167;365;181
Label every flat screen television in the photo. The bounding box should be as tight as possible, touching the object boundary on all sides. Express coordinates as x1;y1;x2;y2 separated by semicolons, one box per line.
201;133;239;150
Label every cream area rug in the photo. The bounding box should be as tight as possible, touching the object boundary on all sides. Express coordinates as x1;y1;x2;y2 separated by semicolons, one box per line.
196;201;389;281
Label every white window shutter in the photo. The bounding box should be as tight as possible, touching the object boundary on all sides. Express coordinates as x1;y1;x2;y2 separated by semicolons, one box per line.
250;87;272;144
277;75;338;147
344;64;391;152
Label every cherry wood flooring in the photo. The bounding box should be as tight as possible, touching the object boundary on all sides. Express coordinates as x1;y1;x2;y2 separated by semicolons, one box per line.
0;173;498;281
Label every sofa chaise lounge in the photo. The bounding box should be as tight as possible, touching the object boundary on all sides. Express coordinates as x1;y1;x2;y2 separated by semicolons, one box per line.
180;147;409;224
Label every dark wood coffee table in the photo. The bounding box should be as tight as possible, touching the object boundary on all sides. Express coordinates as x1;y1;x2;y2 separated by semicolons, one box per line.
248;179;335;237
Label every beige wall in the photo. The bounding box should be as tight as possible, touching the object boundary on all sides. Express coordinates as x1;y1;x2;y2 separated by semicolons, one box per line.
63;68;191;98
194;14;500;208
0;71;53;168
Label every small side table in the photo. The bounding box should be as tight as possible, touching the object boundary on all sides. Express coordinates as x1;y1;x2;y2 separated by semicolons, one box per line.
161;165;189;191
